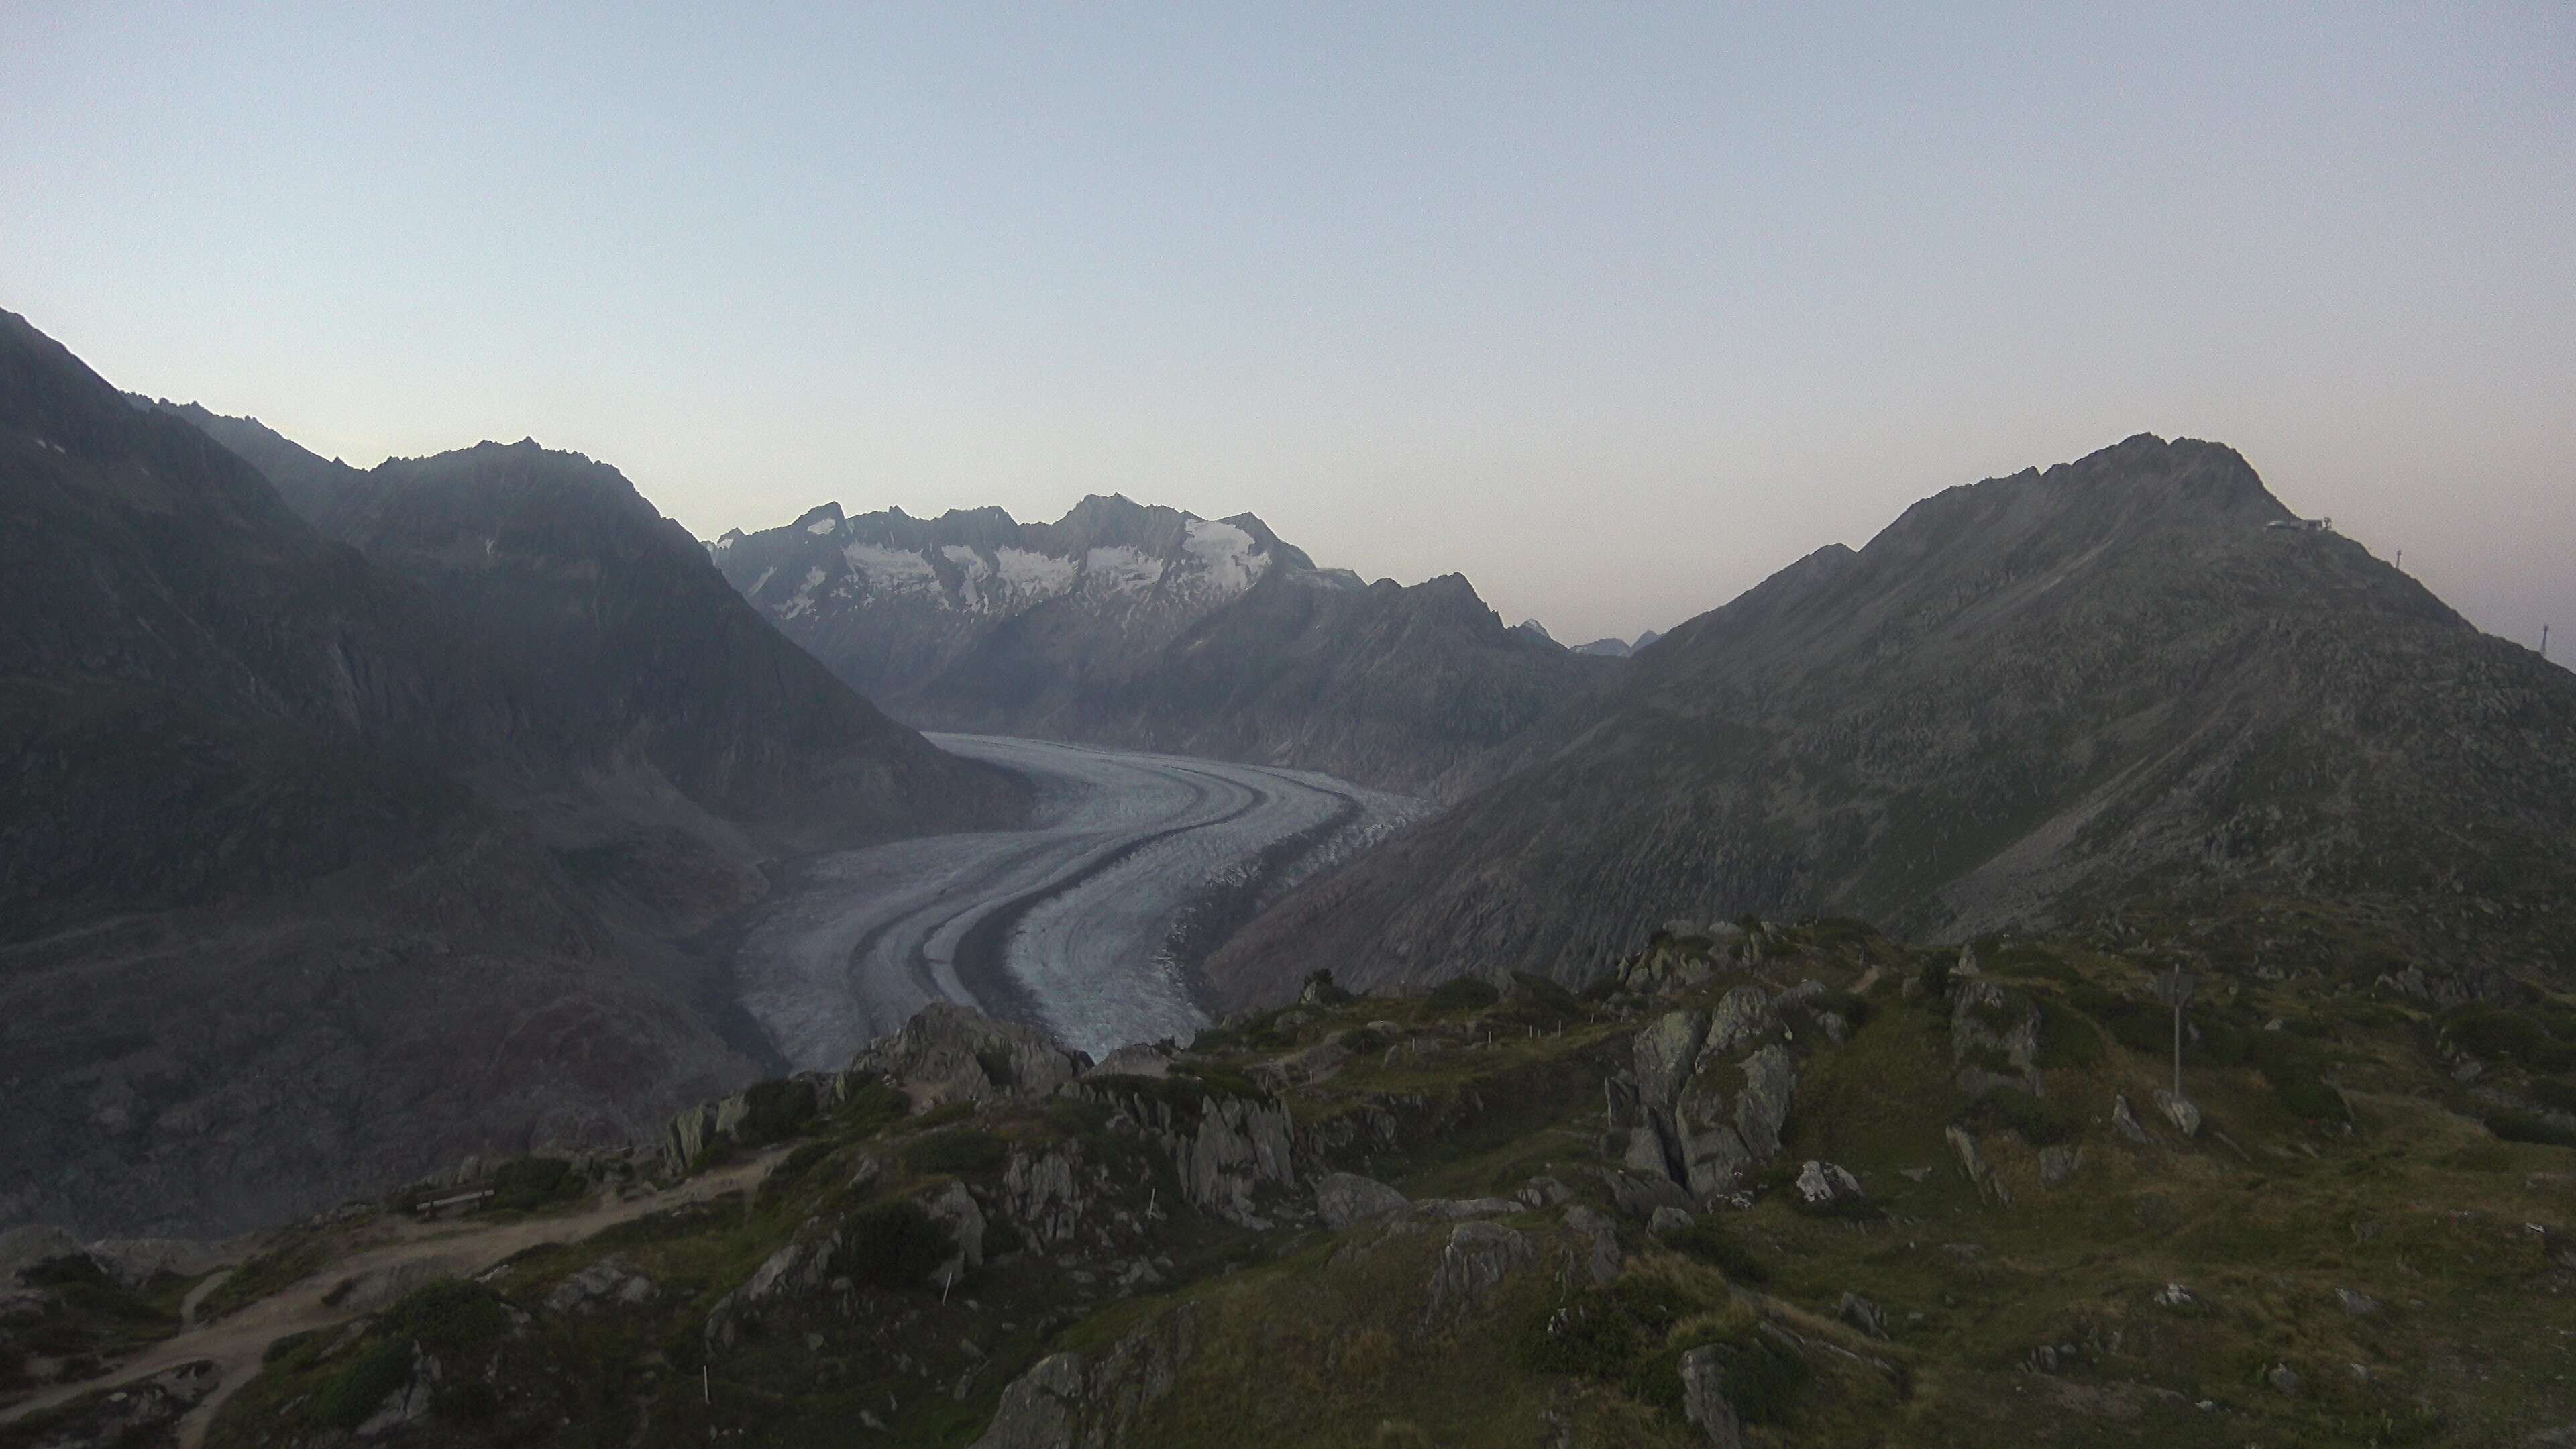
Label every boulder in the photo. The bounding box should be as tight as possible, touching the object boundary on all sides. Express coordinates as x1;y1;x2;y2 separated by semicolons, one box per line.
1950;980;2041;1087
1635;1010;1710;1110
2038;1145;2085;1187
2334;1287;2381;1317
1648;1205;1697;1237
1794;1160;1864;1209
1316;1172;1408;1230
1423;1222;1534;1329
928;1181;988;1286
1678;1345;1746;1448
2154;1089;2202;1138
1087;1044;1175;1079
1733;1046;1796;1163
1518;1175;1576;1209
1837;1291;1890;1339
544;1256;657;1315
849;1002;1089;1112
2111;1093;2151;1144
1705;986;1772;1059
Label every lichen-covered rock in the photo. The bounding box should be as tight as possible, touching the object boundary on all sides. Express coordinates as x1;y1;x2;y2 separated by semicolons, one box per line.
2112;1093;2151;1144
849;1002;1090;1113
1635;1009;1709;1110
928;1180;987;1286
1795;1159;1863;1208
1182;1094;1298;1227
1705;985;1773;1059
1423;1221;1534;1329
1733;1046;1796;1163
2155;1089;2202;1138
1316;1171;1407;1229
1950;979;2041;1089
1087;1044;1175;1079
1837;1291;1890;1339
1648;1205;1696;1237
2039;1144;2085;1187
1002;1144;1086;1246
971;1304;1201;1449
1678;1344;1746;1448
545;1254;657;1314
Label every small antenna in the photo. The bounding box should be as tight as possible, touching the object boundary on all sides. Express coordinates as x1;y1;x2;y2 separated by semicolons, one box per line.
2544;624;2552;659
2394;549;2402;571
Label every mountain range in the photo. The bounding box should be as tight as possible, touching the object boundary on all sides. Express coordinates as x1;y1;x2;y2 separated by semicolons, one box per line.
1210;433;2576;1007
710;496;1607;794
0;312;1020;1236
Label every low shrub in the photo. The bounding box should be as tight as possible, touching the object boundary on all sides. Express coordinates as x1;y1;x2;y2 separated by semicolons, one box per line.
487;1156;580;1213
1666;1223;1769;1285
2032;998;2104;1069
1340;1028;1387;1057
309;1338;414;1429
834;1200;954;1290
2489;1110;2576;1149
19;1255;109;1289
1955;1085;2081;1146
735;1079;820;1149
903;1130;1008;1177
1519;1277;1699;1379
1427;977;1501;1013
2444;1006;2576;1075
383;1280;508;1352
2530;1078;2576;1116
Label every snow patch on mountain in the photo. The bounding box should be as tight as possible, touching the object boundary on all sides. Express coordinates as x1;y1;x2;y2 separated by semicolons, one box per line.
1181;518;1269;598
843;542;939;594
779;565;828;620
1084;545;1165;599
804;515;840;536
997;547;1079;598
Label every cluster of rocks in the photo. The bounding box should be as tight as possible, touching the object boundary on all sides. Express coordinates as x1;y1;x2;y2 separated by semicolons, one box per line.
1604;979;1835;1203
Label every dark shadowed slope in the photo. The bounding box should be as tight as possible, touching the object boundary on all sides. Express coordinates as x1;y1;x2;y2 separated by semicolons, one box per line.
1210;434;2576;1006
0;315;1018;1237
710;496;1606;794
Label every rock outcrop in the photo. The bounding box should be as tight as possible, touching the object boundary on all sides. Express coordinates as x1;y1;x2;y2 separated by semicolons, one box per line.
851;1002;1091;1113
970;1304;1202;1449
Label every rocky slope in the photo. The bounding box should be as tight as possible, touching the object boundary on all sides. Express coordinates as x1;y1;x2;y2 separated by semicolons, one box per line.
711;496;1605;794
10;915;2572;1446
0;312;1020;1238
1210;434;2576;1005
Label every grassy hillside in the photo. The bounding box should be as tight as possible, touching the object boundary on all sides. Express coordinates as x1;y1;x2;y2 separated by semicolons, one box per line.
7;917;2573;1446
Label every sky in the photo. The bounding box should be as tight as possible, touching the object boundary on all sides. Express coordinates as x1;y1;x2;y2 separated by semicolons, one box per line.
3;3;2570;651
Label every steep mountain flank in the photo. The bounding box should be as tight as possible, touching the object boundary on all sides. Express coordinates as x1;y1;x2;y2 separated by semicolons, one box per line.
1210;434;2576;1003
0;313;1018;1237
712;498;1603;793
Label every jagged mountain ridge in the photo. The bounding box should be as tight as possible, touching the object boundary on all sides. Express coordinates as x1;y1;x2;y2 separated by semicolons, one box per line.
0;311;1022;1237
713;496;1607;793
1208;433;2576;1004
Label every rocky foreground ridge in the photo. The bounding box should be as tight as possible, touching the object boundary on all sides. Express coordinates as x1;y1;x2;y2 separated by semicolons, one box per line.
7;915;2573;1446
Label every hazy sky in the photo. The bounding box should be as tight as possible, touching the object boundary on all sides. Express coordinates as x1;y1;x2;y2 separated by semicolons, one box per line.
4;3;2569;649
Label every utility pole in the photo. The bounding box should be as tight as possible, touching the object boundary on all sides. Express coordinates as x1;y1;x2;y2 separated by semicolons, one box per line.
2155;967;2196;1104
2544;625;2552;660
